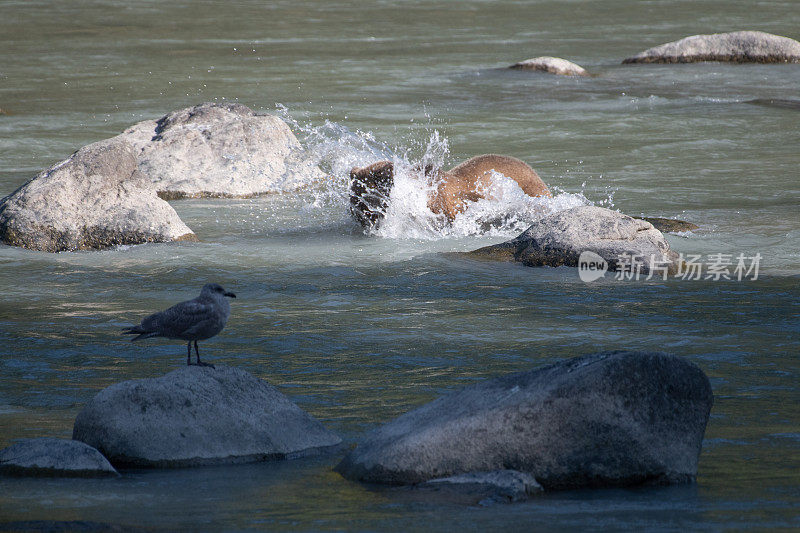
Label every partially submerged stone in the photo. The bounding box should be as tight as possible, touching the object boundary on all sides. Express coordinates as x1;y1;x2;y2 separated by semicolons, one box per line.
423;470;543;504
468;205;679;274
623;31;800;64
745;98;800;111
121;103;324;199
0;437;118;478
510;56;589;76
73;366;342;467
336;351;713;490
0;139;197;252
640;216;699;233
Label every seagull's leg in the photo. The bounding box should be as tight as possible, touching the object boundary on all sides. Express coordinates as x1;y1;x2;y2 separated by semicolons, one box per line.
194;340;215;369
186;342;192;366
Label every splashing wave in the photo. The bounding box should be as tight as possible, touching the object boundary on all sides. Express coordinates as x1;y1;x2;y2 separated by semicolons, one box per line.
278;108;593;240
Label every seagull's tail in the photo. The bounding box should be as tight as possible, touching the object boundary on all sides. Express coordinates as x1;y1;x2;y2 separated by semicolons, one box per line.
121;326;158;342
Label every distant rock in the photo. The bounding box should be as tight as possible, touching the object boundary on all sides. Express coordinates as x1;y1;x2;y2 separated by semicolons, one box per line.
640;216;699;233
467;206;680;274
121;103;324;199
73;366;342;467
0;437;118;477
0;139;197;252
336;351;713;490
510;56;589;76
623;31;800;64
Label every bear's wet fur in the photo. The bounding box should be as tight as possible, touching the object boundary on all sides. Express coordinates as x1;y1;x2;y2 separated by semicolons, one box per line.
348;154;551;230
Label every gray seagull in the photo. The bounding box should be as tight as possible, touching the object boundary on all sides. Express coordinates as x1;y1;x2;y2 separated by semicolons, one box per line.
122;283;236;368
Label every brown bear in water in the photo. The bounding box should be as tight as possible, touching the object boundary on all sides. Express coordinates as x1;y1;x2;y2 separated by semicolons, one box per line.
349;154;551;229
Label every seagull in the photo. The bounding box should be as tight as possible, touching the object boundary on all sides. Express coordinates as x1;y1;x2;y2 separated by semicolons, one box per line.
122;283;236;368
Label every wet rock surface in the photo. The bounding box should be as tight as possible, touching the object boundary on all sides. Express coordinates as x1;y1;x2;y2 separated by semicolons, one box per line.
467;206;680;274
73;366;342;468
422;470;543;505
336;351;713;491
0;438;118;478
640;216;699;233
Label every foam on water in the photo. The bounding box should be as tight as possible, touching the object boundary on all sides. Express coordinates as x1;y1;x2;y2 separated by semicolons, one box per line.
279;108;592;240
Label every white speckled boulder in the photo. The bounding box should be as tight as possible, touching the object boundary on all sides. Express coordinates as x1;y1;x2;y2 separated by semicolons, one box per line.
623;31;800;64
73;366;342;467
0;438;118;478
121;102;324;199
468;205;680;274
0;139;197;252
510;56;589;76
336;351;713;490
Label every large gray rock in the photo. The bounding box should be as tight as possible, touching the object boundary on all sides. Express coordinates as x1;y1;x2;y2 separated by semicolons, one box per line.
623;31;800;64
121;103;324;199
336;351;713;490
0;438;118;477
510;56;589;76
0;139;197;252
468;205;679;274
73;366;342;467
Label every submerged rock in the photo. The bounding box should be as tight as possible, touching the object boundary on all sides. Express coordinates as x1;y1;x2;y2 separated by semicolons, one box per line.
510;56;589;76
0;139;197;252
623;31;800;64
423;470;543;505
745;98;800;111
640;216;699;233
336;351;713;490
468;205;679;274
0;437;118;477
73;366;342;467
121;102;324;199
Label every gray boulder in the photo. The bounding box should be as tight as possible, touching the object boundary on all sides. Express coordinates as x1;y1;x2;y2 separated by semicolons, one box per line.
0;139;197;252
468;205;679;274
623;31;800;64
0;438;118;477
121;102;324;199
336;351;713;490
73;366;342;467
510;56;589;76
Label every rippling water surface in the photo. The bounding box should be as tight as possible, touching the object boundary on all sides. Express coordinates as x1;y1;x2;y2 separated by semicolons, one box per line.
1;0;799;530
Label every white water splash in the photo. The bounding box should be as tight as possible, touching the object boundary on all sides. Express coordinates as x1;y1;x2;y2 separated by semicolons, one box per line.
277;107;595;240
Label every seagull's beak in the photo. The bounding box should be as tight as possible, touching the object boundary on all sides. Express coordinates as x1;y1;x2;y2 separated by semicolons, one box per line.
224;291;236;298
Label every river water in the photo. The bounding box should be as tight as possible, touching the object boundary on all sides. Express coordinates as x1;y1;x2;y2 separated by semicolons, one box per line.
1;0;798;530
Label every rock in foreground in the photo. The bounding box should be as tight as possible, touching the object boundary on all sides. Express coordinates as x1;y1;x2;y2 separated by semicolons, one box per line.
122;102;324;199
73;366;341;467
468;205;679;274
336;351;713;490
623;31;800;64
0;139;197;252
0;438;118;477
510;56;589;76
